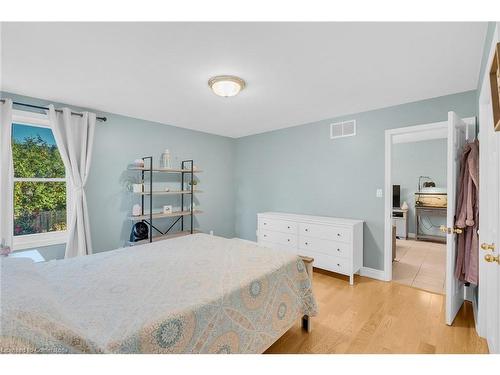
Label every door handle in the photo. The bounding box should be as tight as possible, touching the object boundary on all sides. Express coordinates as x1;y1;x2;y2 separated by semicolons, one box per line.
439;225;463;234
481;243;495;251
484;254;500;264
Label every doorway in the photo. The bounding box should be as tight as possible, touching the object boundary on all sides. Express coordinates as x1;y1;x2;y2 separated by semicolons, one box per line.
384;117;476;302
391;137;447;294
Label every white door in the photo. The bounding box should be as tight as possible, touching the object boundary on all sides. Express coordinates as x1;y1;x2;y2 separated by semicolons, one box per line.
479;96;500;353
445;111;468;325
476;22;500;354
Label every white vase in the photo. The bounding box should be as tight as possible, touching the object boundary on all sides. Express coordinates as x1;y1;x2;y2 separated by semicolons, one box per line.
132;204;142;216
132;183;143;193
133;159;144;167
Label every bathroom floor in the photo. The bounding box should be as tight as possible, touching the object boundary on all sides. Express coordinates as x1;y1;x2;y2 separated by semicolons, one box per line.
392;239;446;294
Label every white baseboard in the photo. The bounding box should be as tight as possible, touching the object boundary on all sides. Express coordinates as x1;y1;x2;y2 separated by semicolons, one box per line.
359;267;386;281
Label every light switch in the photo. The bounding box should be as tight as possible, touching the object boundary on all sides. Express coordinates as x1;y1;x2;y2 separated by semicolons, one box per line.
376;189;383;198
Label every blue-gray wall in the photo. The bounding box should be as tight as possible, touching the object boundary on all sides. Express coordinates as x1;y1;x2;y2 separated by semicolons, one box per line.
3;89;478;269
2;91;236;257
234;91;477;270
392;139;447;238
477;22;497;94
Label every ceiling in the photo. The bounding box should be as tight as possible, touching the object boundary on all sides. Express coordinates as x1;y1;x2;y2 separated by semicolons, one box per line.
1;22;487;138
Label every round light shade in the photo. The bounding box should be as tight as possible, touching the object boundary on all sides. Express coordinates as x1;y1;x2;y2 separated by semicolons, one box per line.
208;75;246;97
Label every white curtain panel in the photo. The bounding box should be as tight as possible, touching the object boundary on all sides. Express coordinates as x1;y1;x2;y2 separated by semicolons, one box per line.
49;105;96;258
0;99;14;249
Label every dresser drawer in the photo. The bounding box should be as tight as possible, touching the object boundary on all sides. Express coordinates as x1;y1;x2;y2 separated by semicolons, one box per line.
299;236;351;258
259;218;297;234
259;230;297;248
308;251;351;276
299;222;351;243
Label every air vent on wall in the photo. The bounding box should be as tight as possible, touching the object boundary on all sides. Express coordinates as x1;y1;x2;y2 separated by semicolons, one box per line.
330;120;356;139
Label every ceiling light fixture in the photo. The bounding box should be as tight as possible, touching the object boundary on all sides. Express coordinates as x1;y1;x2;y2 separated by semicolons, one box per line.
208;75;246;97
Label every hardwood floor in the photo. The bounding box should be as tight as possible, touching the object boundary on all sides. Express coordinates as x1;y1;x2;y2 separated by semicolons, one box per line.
265;269;488;354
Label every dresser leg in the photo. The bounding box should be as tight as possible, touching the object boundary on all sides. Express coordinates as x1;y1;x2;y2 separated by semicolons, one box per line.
302;315;312;333
349;275;354;285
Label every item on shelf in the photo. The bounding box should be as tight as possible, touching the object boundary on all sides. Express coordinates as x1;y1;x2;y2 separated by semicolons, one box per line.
401;201;409;210
418;176;434;191
132;183;144;193
188;180;198;190
163;205;173;214
130;222;149;242
160;149;172;169
133;159;144;168
164;187;170;192
132;204;142;216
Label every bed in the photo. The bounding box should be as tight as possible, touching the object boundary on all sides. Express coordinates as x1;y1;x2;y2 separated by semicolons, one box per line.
0;233;317;354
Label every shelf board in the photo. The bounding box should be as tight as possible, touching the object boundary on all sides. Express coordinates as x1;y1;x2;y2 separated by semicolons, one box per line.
128;167;202;173
133;190;202;195
127;230;201;246
130;209;203;221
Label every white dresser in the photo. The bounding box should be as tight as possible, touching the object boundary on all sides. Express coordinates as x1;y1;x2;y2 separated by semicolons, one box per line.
257;212;363;285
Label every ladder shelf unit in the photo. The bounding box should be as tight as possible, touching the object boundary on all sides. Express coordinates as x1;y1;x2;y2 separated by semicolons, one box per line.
128;157;201;245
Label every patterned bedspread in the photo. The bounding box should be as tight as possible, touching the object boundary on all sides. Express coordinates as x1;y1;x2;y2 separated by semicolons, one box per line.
0;234;317;353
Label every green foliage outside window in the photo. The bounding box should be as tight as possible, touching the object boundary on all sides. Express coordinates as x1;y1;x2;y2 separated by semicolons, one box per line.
12;133;67;236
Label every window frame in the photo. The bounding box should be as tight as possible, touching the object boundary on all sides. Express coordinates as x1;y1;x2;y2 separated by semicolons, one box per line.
11;109;71;251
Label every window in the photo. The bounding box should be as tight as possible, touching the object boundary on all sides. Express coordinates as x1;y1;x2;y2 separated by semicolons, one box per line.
11;111;69;250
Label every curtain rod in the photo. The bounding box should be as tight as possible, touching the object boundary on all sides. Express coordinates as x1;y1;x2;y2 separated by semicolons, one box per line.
0;99;107;122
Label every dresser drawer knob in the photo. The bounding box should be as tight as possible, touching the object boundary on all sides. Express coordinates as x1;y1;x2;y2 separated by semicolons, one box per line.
337;248;340;252
305;228;309;232
337;233;341;237
264;234;267;237
337;263;340;266
264;222;267;225
287;239;290;242
305;242;309;245
287;226;290;229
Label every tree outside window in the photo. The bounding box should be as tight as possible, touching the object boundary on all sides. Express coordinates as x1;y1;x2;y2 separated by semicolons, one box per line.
12;123;67;236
